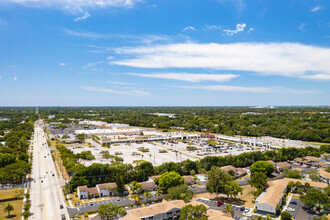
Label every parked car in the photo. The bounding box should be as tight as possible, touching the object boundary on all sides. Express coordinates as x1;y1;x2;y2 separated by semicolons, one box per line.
90;201;94;206
61;214;66;220
290;200;297;205
217;201;223;206
59;204;63;209
240;206;245;211
75;202;80;206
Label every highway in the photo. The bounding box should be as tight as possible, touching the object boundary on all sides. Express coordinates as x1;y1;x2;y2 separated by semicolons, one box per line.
30;120;68;220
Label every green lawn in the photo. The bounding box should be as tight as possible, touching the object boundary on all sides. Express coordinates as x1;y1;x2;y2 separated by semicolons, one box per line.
0;188;24;220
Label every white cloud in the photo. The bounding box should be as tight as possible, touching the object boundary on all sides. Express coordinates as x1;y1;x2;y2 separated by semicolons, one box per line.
13;76;17;80
206;25;222;31
81;86;149;96
299;74;330;80
59;62;66;66
182;26;196;32
298;23;305;32
223;23;246;36
1;0;142;12
64;29;172;43
132;73;239;82
178;85;317;94
311;6;321;12
107;80;132;85
248;27;254;33
111;42;330;80
74;12;90;22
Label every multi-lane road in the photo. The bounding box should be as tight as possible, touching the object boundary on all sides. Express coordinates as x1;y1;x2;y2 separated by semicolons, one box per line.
30;120;68;220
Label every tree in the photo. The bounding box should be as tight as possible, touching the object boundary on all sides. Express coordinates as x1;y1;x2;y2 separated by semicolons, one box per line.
179;204;207;220
223;204;234;217
100;151;111;160
300;188;329;210
206;167;233;198
280;211;291;220
70;213;80;220
115;174;125;195
144;191;151;203
248;172;268;189
249;161;275;177
15;188;24;199
287;181;295;192
225;181;243;199
157;171;184;192
98;203;125;220
130;181;142;194
283;169;302;179
166;184;194;203
4;203;14;217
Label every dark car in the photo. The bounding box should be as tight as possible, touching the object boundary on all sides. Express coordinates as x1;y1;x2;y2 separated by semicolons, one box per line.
75;202;80;206
52;174;55;176
240;206;245;211
290;200;297;205
60;204;63;209
61;214;66;220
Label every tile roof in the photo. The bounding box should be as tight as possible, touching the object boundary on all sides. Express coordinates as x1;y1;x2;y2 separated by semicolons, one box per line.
139;181;158;190
277;162;291;169
183;176;195;184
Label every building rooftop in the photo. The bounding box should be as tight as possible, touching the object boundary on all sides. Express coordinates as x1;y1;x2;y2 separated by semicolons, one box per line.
318;169;330;179
283;178;328;188
277;162;291;169
78;185;88;192
97;182;117;190
257;179;288;208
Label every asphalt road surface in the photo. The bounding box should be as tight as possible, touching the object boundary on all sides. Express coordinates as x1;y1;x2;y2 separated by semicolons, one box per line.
29;120;68;220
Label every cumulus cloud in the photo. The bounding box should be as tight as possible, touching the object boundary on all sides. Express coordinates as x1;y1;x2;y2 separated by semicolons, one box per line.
59;62;66;66
132;73;239;82
223;23;246;35
111;42;330;80
248;27;254;33
206;25;222;31
178;85;317;94
0;0;142;12
74;12;90;22
311;6;321;12
81;86;149;96
182;26;196;32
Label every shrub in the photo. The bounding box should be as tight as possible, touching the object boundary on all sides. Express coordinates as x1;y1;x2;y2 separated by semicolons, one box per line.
84;212;88;218
22;211;30;219
24;202;31;211
281;211;292;220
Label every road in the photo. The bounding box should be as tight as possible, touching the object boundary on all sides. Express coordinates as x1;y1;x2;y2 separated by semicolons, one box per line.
30;120;69;220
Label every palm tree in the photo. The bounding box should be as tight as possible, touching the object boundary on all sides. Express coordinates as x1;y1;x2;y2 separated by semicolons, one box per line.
223;204;234;217
144;191;151;203
4;203;14;217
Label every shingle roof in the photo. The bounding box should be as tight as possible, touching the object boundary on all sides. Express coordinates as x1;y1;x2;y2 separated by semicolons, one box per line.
277;162;291;169
304;156;322;162
139;181;158;190
294;158;303;163
284;178;328;188
318;169;330;179
257;179;288;208
183;176;195;184
87;187;99;195
78;185;88;192
220;165;247;178
267;160;276;166
97;182;117;190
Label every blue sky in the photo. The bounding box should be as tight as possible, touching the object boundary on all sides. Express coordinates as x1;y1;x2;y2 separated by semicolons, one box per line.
0;0;329;106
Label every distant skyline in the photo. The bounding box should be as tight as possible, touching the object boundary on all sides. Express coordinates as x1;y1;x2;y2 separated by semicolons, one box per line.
0;0;329;106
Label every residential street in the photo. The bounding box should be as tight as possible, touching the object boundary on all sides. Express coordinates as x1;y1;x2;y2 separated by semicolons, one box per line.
29;120;69;220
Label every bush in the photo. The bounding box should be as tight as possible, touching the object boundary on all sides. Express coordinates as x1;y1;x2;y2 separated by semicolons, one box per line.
24;202;31;211
22;211;30;219
281;211;292;220
84;212;88;218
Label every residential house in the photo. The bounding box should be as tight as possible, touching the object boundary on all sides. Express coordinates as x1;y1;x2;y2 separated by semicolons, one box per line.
183;176;195;185
87;187;99;198
96;182;118;197
139;181;159;192
284;178;328;190
276;162;291;172
317;169;330;184
267;160;276;168
294;158;303;164
220;165;247;179
121;200;232;220
255;179;288;216
77;185;89;199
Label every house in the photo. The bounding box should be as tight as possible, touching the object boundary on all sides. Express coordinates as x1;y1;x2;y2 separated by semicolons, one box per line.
96;182;118;197
148;175;161;182
87;187;99;198
317;169;330;184
294;158;303;164
284;178;328;190
255;179;288;216
139;181;159;192
183;176;195;185
121;200;232;220
267;160;276;168
77;185;89;199
276;162;291;172
220;165;247;179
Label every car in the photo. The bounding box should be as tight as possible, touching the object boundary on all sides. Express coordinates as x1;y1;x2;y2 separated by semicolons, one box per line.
290;200;297;205
44;156;46;158
52;174;55;176
60;204;63;209
61;214;66;220
75;202;80;206
217;201;223;206
41;180;43;183
240;206;245;211
90;201;94;206
116;197;120;201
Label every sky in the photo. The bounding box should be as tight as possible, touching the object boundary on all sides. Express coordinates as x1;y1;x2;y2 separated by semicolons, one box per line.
0;0;329;106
